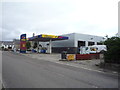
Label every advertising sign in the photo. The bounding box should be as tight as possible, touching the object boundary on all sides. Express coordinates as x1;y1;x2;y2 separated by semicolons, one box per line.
20;34;26;41
41;34;58;38
67;54;76;61
20;34;26;53
58;36;68;39
20;42;26;50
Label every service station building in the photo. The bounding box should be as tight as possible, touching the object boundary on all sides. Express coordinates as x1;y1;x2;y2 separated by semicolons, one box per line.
52;33;104;54
27;33;104;54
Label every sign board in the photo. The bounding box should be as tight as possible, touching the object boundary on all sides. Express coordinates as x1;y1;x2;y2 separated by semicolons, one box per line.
67;54;76;61
20;34;26;53
41;34;58;38
28;34;69;41
20;42;26;50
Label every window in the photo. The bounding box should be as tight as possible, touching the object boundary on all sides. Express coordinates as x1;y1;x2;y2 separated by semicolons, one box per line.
97;42;103;45
78;41;85;47
88;42;94;46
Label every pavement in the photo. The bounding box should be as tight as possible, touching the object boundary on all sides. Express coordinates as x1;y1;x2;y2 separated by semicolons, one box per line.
22;53;119;75
2;51;119;88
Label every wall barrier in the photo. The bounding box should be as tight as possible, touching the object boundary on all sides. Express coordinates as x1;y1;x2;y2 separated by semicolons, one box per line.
61;53;100;60
76;54;100;60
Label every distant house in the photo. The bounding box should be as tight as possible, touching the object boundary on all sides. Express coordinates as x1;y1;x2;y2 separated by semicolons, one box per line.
0;41;14;49
0;41;3;49
13;39;20;50
0;39;20;50
0;41;2;46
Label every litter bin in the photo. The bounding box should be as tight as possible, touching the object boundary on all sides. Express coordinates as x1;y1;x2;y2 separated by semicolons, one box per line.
61;51;67;59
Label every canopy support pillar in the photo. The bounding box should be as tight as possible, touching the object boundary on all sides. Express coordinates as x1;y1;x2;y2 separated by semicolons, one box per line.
49;39;52;54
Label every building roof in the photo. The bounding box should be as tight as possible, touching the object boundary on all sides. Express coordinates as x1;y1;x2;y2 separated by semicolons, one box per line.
1;41;14;45
13;39;20;44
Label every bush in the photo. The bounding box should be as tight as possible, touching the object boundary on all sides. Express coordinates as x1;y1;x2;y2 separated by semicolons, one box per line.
104;37;120;64
26;41;31;50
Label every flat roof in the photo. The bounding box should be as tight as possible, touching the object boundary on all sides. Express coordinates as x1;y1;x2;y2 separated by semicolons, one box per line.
28;34;69;42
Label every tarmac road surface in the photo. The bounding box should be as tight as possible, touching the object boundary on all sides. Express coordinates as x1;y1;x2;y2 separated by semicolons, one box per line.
2;51;118;88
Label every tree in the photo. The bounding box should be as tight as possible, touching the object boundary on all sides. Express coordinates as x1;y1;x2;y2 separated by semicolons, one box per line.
26;41;31;50
104;37;120;64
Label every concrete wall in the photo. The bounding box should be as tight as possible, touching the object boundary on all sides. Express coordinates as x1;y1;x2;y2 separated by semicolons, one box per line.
52;47;78;54
13;39;20;50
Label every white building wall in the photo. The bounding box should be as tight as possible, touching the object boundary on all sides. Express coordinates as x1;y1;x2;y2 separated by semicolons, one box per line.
52;33;104;47
52;33;75;47
74;33;104;47
118;29;120;37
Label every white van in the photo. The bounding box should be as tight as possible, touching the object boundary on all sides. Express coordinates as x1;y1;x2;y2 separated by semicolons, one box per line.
85;45;107;54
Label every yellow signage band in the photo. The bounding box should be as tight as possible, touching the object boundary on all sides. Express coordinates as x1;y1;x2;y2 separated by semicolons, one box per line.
42;34;58;38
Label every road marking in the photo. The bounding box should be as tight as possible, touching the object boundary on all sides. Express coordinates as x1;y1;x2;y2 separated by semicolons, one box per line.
56;73;65;77
23;54;118;76
2;80;8;89
92;85;98;88
112;71;117;74
0;80;2;90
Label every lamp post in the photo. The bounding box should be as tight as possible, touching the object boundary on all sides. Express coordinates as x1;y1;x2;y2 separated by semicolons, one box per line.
102;37;105;45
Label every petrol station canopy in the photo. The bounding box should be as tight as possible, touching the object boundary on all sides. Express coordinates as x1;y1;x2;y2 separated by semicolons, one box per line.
28;34;69;42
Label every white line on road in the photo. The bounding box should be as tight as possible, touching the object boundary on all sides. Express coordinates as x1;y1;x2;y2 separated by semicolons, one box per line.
22;54;118;76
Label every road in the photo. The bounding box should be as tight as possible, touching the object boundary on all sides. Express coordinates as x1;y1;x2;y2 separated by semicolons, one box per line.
2;51;118;88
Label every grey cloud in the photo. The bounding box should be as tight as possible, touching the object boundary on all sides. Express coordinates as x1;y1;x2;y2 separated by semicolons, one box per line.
2;2;74;40
2;27;21;41
1;1;118;41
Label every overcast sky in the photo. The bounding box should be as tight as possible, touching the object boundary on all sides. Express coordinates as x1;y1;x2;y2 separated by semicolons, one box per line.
1;0;119;41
